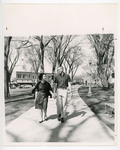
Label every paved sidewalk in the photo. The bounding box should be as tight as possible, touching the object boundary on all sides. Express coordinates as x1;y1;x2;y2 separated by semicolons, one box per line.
4;85;115;145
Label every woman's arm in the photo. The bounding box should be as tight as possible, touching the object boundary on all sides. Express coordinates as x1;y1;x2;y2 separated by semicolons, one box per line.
49;83;53;92
32;81;40;94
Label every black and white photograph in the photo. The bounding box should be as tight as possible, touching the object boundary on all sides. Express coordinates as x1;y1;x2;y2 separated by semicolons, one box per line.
4;34;116;144
1;3;119;148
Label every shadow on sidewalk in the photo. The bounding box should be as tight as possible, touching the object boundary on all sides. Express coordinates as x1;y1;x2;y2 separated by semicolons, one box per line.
6;130;22;142
48;85;115;142
48;114;57;120
66;111;87;120
78;86;115;131
47;111;86;121
47;112;114;142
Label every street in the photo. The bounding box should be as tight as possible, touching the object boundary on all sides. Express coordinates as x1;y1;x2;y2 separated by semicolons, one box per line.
10;87;33;97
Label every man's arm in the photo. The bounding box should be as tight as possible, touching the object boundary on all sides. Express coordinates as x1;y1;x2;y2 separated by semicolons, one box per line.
53;77;57;98
68;82;72;92
47;82;53;98
67;75;72;97
68;82;73;98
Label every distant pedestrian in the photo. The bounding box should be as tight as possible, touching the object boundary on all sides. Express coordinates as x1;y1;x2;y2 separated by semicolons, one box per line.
85;80;87;85
54;66;72;123
32;73;53;123
108;73;115;91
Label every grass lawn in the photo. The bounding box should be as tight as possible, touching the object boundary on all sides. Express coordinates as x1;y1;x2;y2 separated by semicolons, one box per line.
5;88;34;126
5;98;34;125
78;85;115;131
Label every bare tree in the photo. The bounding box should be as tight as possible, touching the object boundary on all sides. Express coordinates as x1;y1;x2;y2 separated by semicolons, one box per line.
83;60;98;85
4;37;12;98
88;34;114;89
34;36;54;72
46;35;79;73
4;37;30;98
22;36;54;75
64;46;83;81
24;45;41;76
8;40;24;84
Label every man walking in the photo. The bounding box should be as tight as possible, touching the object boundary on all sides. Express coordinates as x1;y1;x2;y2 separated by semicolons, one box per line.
54;66;72;123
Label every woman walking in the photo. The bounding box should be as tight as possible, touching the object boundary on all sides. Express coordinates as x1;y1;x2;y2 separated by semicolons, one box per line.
32;73;53;123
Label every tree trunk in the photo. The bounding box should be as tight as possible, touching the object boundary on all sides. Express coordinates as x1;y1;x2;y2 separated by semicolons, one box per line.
64;66;67;74
52;62;56;73
88;34;114;90
71;67;74;82
40;47;44;73
97;64;109;90
71;75;74;82
4;37;12;98
40;36;44;73
4;67;10;98
101;74;109;90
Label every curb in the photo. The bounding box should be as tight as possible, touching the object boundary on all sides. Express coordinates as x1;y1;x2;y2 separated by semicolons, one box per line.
5;95;34;103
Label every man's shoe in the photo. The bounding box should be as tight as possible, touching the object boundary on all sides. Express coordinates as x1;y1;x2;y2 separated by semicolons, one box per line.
57;114;61;121
61;117;64;123
44;116;48;121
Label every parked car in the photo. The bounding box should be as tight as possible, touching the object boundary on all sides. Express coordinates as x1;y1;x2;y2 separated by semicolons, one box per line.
10;84;16;89
19;85;25;88
24;85;32;88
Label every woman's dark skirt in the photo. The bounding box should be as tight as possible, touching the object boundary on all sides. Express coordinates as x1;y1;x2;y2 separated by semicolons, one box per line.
35;91;48;110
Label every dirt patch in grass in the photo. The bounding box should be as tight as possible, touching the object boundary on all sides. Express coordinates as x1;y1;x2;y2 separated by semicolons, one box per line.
78;86;115;131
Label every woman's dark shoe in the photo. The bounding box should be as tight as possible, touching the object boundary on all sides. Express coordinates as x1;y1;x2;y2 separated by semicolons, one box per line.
39;120;43;123
61;117;64;123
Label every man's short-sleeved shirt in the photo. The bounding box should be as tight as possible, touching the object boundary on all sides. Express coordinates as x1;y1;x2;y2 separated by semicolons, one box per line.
54;72;71;89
